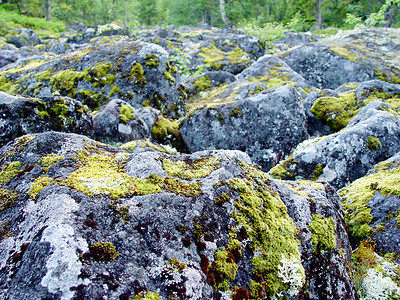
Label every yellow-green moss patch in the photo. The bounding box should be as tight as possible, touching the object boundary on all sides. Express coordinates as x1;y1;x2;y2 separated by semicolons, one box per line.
89;241;120;261
119;104;135;124
229;177;305;297
28;175;53;200
50;68;87;96
197;45;250;70
130;62;146;85
0;161;21;185
133;291;161;300
151;117;179;140
162;156;221;179
0;188;18;211
120;141;137;152
144;54;159;68
309;214;337;253
39;154;65;172
270;158;296;180
366;136;382;151
193;76;211;92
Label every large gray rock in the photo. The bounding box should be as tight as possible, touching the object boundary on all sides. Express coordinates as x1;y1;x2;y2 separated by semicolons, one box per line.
0;41;184;118
181;85;308;170
0;91;93;147
0;131;354;299
272;101;400;189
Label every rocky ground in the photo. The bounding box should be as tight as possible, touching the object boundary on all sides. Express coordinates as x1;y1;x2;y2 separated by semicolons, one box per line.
0;23;400;299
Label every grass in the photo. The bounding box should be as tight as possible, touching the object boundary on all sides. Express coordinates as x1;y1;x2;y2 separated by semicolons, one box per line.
0;5;65;38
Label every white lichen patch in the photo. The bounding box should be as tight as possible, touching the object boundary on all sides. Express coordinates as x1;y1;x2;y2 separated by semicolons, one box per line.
277;254;305;297
359;268;400;300
40;224;89;300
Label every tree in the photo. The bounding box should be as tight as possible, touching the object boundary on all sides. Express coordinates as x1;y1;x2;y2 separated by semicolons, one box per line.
315;0;323;29
45;0;50;21
219;0;230;26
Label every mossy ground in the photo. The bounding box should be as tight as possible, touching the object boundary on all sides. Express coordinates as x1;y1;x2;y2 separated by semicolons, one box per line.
193;76;211;92
339;161;400;245
161;156;221;179
151;117;179;140
197;44;250;70
269;158;297;180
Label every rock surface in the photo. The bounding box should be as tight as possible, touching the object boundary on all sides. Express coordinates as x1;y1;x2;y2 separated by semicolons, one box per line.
0;132;354;299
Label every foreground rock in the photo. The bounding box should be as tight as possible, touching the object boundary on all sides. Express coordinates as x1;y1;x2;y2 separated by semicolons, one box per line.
0;132;354;299
181;85;308;170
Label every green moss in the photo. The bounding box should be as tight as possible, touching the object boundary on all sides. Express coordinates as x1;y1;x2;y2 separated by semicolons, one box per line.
296;180;325;191
312;28;338;36
133;291;161;300
197;45;250;70
366;136;382;151
86;62;115;88
396;215;400;228
39;153;65;172
339;161;400;245
309;214;337;253
119;104;135;124
228;176;304;297
28;175;53;200
0;188;18;212
311;91;358;132
161;156;221;179
162;176;202;197
50;68;88;96
229;106;242;118
109;85;120;97
34;68;52;81
151;117;179;140
214;192;230;206
129;62;146;86
248;85;266;95
2;59;46;75
163;70;175;84
0;221;12;242
270;158;296;180
0;74;20;94
139;141;176;155
216;113;224;124
7;135;35;157
193;76;211;92
214;249;238;291
120;141;137;152
330;45;358;62
89;241;120;261
312;164;326;181
248;66;293;89
144;54;159;68
0;161;21;185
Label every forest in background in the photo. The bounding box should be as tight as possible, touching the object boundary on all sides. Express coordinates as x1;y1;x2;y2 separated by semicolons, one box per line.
0;0;399;35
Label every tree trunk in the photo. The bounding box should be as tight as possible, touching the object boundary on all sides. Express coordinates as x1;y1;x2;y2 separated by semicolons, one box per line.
219;0;230;26
315;0;323;30
45;0;51;21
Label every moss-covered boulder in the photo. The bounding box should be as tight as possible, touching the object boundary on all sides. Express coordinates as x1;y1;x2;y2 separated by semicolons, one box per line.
0;131;354;299
272;101;400;189
339;152;400;258
181;85;309;170
0;41;184;118
281;28;400;90
0;91;93;147
93;99;159;143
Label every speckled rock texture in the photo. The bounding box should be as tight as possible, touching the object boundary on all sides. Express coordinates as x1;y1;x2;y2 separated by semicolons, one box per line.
277;101;400;189
0;132;354;299
181;85;308;171
0;91;93;147
93;99;159;143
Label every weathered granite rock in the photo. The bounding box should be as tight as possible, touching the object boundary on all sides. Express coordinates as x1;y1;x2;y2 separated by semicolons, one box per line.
0;41;184;117
0;49;37;69
339;153;400;258
93;99;159;143
181;85;308;170
0;91;93;147
6;28;42;48
0;131;354;299
271;101;400;189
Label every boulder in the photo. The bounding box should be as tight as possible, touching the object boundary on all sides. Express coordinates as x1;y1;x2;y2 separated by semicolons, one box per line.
270;101;400;189
0;41;184;117
0;131;354;299
93;99;159;143
181;85;308;170
0;91;93;147
6;29;42;48
339;152;400;258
